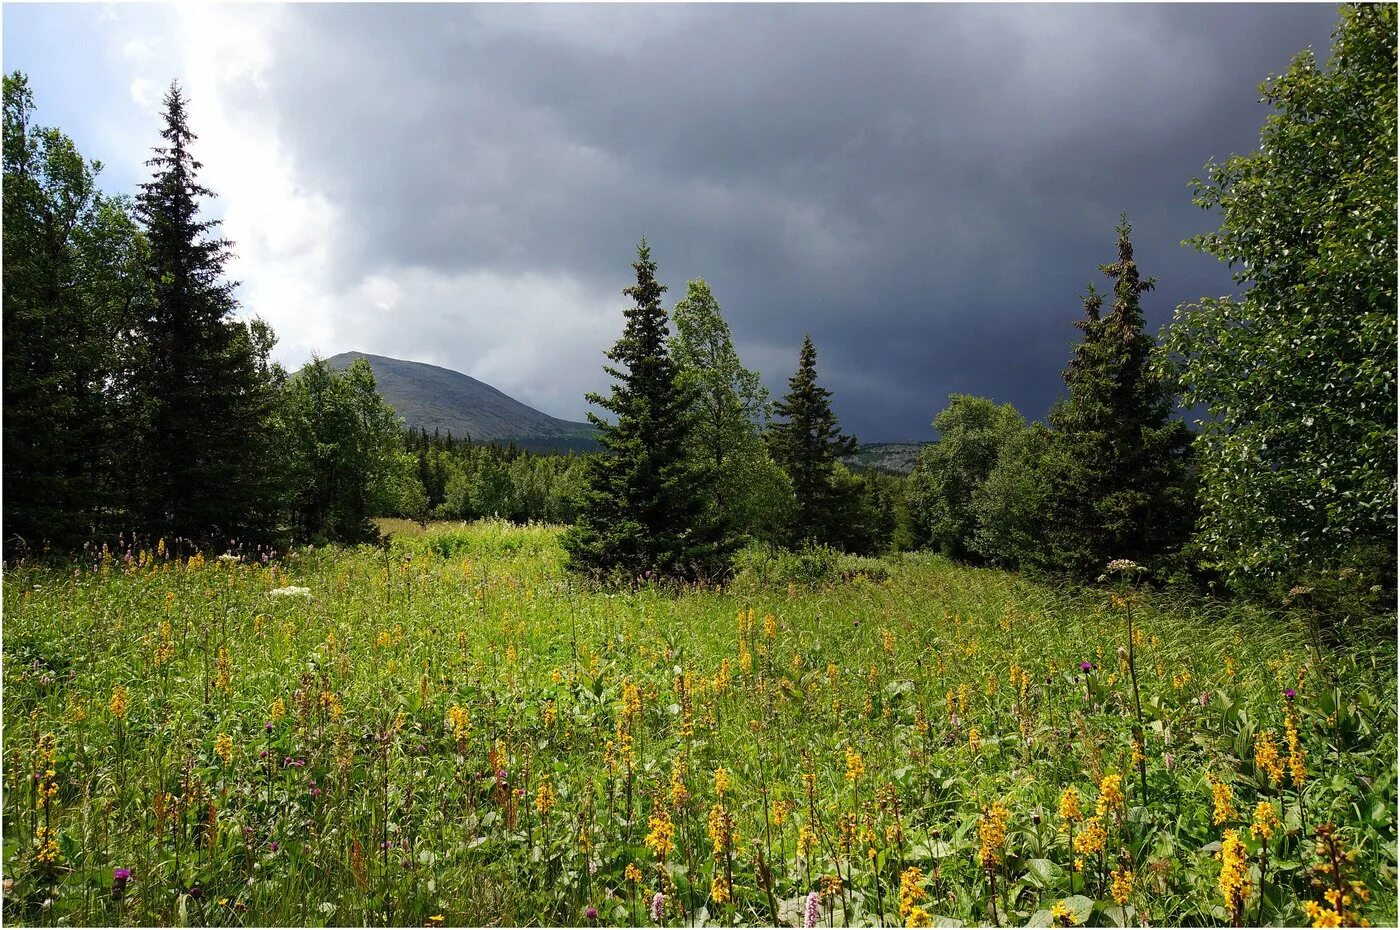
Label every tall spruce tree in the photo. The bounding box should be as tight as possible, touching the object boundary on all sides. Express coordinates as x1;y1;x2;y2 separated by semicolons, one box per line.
563;240;730;582
766;336;858;546
3;73;146;553
128;82;284;544
1041;217;1195;577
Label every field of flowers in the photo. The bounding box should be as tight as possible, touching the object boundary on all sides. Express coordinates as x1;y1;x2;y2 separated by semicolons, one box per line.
3;520;1395;927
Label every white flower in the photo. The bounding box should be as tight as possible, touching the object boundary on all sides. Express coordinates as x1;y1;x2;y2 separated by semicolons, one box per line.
269;586;312;598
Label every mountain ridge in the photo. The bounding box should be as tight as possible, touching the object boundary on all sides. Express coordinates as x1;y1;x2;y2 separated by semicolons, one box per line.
323;352;598;451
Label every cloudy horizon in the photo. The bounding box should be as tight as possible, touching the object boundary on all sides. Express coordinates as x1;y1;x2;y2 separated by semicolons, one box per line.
3;2;1338;440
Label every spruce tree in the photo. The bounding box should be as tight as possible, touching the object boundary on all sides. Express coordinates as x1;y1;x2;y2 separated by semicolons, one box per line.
128;82;284;544
563;240;730;582
1041;217;1195;577
766;336;858;546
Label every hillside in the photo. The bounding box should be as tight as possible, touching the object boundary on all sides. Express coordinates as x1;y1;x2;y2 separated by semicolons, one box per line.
843;440;928;474
325;352;598;451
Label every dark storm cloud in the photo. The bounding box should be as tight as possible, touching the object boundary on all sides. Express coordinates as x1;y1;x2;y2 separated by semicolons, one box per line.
249;3;1337;439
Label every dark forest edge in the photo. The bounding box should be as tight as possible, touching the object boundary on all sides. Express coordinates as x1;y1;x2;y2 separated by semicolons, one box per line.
3;5;1394;625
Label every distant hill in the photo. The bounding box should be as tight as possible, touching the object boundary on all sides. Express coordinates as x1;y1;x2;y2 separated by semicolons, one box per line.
843;441;928;474
324;352;598;452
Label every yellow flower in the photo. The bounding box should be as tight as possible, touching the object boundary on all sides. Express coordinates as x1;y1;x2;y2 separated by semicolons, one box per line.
543;700;557;728
978;801;1010;870
1255;731;1285;786
1073;817;1106;857
1218;829;1251;924
967;728;981;755
881;628;895;654
845;747;865;783
1251;801;1280;842
270;697;286;722
534;779;556;815
214;732;235;765
898;866;926;921
446;705;470;741
621;678;642;721
906;906;933;927
1209;774;1237;825
1051;900;1079;926
1285;701;1307;789
797;824;819;857
714;767;731;797
624;863;643;884
645;807;676;859
1058;787;1083;827
1110;868;1133;905
1096;773;1124;818
109;685;130;721
711;874;731;903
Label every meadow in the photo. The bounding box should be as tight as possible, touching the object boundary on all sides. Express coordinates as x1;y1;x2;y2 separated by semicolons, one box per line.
3;520;1395;927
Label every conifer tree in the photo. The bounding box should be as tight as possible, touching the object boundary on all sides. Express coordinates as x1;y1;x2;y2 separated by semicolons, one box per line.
128;82;284;544
563;240;730;582
1041;217;1195;577
766;336;858;546
3;72;145;552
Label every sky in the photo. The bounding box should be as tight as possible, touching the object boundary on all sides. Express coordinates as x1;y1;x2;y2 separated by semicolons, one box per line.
3;2;1340;440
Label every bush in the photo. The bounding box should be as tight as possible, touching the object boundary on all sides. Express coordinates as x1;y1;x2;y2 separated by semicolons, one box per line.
731;541;890;587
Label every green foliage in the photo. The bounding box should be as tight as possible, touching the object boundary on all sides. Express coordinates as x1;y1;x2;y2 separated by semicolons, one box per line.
1161;4;1397;595
125;82;286;544
2;72;147;551
766;336;861;548
1039;219;1196;579
970;423;1055;567
906;394;1028;558
731;540;891;587
4;522;1394;927
671;278;795;545
283;357;405;544
563;241;732;582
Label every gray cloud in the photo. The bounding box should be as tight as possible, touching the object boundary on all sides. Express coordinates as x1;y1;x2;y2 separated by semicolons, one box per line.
200;3;1338;438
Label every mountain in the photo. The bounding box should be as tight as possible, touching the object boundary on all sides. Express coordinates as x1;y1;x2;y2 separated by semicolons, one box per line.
324;352;598;451
842;441;929;474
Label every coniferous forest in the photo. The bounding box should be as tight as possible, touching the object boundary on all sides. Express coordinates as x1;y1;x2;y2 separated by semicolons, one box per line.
3;5;1396;929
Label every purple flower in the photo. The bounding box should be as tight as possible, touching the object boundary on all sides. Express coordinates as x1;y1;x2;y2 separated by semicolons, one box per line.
1284;688;1297;700
651;892;665;922
269;842;280;853
1198;692;1210;707
805;891;821;929
1163;752;1175;771
1080;661;1095;672
264;721;274;733
113;868;131;883
586;906;599;920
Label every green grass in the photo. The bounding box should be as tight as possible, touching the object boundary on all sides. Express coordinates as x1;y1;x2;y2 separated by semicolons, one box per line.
3;521;1395;926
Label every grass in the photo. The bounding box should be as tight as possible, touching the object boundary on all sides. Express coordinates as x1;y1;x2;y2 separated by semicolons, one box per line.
3;520;1395;927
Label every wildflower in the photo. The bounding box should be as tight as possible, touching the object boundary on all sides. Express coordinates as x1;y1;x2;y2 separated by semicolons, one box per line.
585;906;599;920
1209;774;1237;825
1072;817;1106;857
621;678;642;721
1058;787;1083;827
797;824;819;857
1051;900;1080;926
882;627;895;654
845;746;865;782
1304;824;1370;928
1285;697;1307;789
446;705;470;741
651;892;665;922
714;767;731;796
1218;829;1251;924
906;908;933;928
645;807;676;859
109;686;130;720
270;697;286;721
1252;801;1280;842
112;867;131;901
624;863;643;884
978;801;1010;870
269;586;311;598
1080;661;1095;673
214;646;232;692
1110;868;1133;905
1096;773;1124;819
711;874;731;903
214;733;235;765
804;890;820;928
534;779;556;816
967;727;980;754
898;866;926;922
1255;730;1285;785
426;917;444;926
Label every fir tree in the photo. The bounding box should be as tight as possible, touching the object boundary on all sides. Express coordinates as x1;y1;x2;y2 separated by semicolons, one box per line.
1041;216;1195;577
128;82;284;544
766;336;858;546
563;240;731;582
